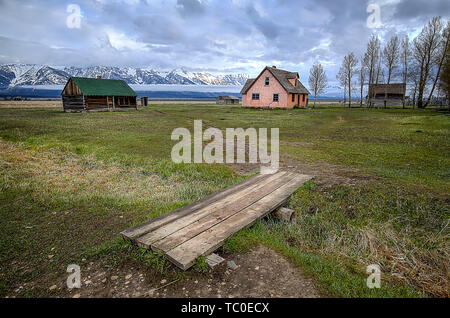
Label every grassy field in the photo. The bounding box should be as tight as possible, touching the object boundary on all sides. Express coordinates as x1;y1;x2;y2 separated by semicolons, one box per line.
0;101;448;298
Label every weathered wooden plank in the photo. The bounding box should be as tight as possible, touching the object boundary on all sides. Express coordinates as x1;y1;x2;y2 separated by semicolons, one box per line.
272;207;295;222
120;173;271;240
165;174;312;270
135;173;288;247
151;172;298;253
62;101;84;104
121;174;270;240
63;104;84;108
136;172;289;248
205;253;225;268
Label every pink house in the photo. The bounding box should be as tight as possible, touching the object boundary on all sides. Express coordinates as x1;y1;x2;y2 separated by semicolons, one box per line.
240;66;310;109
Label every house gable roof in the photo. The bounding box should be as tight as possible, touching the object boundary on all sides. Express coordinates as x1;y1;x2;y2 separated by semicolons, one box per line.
240;79;255;94
68;77;137;97
240;66;310;95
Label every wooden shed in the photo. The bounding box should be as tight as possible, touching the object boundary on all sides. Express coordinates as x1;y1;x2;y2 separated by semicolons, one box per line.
216;95;240;105
367;83;406;106
61;77;138;112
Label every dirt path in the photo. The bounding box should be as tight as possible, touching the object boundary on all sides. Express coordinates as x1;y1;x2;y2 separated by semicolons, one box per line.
63;245;320;298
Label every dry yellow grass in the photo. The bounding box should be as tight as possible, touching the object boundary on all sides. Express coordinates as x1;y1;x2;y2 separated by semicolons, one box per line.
0;140;186;203
351;223;449;297
0;100;61;108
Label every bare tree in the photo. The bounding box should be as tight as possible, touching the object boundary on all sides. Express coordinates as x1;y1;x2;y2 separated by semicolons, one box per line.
308;63;328;108
383;35;401;84
413;16;443;108
438;53;450;109
380;36;402;108
339;52;358;108
358;56;367;107
375;50;383;85
425;20;450;107
336;68;347;104
401;36;411;108
409;63;421;108
364;35;381;107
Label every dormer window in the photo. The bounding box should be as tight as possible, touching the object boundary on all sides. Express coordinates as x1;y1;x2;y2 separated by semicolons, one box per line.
265;77;270;86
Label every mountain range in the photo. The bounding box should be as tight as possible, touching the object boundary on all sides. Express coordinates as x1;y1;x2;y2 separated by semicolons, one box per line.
0;64;249;88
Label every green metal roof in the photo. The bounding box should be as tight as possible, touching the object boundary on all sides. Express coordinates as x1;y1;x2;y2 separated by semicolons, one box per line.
70;77;137;97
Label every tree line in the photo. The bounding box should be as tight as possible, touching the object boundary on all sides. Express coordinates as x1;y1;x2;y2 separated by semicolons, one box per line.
308;16;450;109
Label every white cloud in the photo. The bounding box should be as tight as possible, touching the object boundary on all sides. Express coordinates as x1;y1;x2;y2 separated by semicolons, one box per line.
106;29;148;51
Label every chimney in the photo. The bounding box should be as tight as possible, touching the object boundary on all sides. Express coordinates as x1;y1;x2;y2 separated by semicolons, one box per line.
97;75;102;79
272;65;277;69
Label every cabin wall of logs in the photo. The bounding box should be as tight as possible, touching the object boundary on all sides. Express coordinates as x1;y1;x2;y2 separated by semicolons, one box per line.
62;95;137;112
84;96;137;110
62;95;85;112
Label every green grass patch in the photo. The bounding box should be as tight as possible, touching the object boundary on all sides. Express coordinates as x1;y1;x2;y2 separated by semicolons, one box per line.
0;103;448;297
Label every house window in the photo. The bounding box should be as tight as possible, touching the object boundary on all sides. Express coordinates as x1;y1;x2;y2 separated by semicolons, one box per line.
302;94;306;102
273;94;279;102
265;77;270;86
292;94;295;102
252;93;260;100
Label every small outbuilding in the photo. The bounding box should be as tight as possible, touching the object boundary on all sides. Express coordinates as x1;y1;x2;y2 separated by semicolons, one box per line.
216;95;240;105
367;83;406;107
141;96;149;107
61;77;137;112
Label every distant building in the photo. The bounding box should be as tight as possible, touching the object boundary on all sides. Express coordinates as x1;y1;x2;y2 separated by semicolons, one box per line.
367;83;406;107
61;76;137;112
141;96;149;106
216;95;240;105
240;66;310;109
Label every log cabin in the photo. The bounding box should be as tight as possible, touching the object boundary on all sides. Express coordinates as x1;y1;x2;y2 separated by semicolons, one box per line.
61;76;138;112
240;66;310;109
367;83;407;107
216;95;240;105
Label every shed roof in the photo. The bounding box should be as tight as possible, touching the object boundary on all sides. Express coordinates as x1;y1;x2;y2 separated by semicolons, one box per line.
368;83;406;96
69;77;137;97
240;66;310;95
217;95;239;100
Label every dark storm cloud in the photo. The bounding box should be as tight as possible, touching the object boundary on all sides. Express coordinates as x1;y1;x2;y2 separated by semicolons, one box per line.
393;0;450;21
0;0;448;82
134;14;185;44
245;5;280;39
177;0;206;17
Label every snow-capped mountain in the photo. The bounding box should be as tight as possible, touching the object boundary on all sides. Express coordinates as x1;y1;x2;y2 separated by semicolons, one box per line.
164;69;198;85
1;64;69;87
218;74;250;86
62;66;168;85
166;68;235;85
0;64;249;88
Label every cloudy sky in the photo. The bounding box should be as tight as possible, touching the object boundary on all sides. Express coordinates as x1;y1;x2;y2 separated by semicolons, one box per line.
0;0;449;83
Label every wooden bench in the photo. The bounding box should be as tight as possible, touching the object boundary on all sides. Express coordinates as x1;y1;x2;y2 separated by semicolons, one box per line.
121;171;312;270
